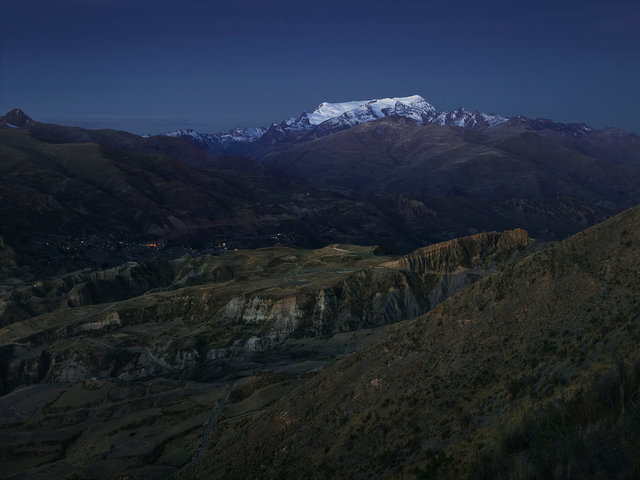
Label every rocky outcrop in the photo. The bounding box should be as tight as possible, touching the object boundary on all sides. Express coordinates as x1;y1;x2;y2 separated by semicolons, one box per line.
0;108;34;128
218;269;433;353
386;229;529;273
2;259;175;326
76;312;121;333
0;345;52;395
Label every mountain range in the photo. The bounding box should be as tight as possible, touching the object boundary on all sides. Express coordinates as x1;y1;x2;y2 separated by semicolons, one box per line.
159;94;640;206
160;95;621;158
162;95;509;154
5;101;638;281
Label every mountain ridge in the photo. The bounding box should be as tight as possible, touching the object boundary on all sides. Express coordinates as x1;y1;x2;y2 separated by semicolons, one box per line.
159;95;512;154
153;94;640;166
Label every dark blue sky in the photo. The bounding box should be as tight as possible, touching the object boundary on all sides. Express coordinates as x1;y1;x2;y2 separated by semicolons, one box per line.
1;0;639;134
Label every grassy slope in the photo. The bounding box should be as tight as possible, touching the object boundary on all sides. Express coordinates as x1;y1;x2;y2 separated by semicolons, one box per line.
178;206;640;479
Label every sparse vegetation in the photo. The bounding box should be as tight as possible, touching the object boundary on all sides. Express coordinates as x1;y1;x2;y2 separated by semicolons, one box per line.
173;205;640;480
468;357;640;479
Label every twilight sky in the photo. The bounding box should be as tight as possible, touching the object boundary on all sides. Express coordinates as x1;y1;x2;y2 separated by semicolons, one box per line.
1;0;639;134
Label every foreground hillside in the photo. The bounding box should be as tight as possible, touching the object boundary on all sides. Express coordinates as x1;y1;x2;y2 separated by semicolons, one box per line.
179;206;640;479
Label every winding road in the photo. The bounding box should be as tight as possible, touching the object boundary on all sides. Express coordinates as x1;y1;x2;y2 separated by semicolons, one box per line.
193;381;236;461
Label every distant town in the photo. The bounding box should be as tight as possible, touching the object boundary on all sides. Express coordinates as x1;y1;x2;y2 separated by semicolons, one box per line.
27;232;295;273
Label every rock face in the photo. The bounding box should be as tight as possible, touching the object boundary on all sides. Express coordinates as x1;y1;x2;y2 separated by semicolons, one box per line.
0;108;34;128
219;268;431;344
0;234;530;394
1;259;175;326
386;229;529;273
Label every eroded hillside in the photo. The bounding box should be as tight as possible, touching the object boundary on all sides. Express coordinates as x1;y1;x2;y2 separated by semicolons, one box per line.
0;230;528;479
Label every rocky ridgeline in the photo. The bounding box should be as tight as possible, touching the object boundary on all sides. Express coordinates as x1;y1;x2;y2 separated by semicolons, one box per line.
385;229;529;273
0;259;175;326
96;267;438;367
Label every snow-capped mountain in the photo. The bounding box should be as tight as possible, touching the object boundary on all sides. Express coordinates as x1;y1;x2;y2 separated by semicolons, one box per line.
435;107;508;129
216;126;267;144
306;95;437;126
163;126;267;152
262;95;507;141
513;116;593;136
297;95;438;136
161;95;509;153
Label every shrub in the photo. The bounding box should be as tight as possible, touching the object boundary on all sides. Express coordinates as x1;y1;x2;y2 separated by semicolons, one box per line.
470;356;640;479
